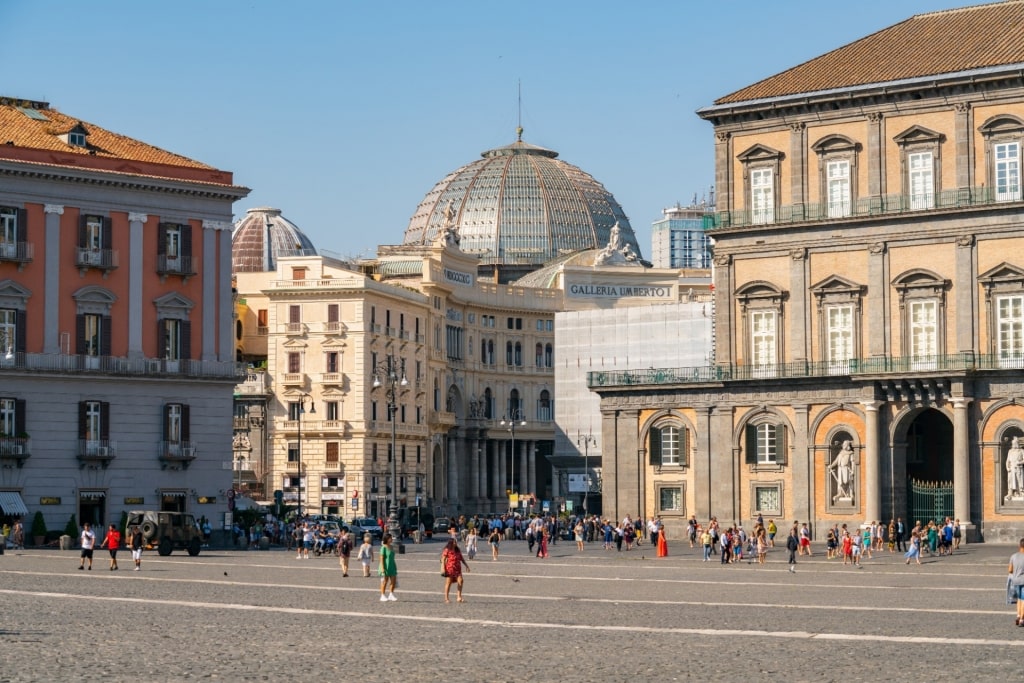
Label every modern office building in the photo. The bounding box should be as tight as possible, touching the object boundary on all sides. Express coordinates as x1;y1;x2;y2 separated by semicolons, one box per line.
650;201;713;269
0;97;248;533
591;0;1024;541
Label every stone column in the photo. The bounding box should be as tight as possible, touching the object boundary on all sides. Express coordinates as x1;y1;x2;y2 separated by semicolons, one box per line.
479;440;489;502
518;440;528;495
127;212;147;358
867;243;888;358
714;131;732;213
791;404;811;526
954;102;973;189
528;443;537;497
952;397;972;524
862;400;881;523
789;248;808;362
469;437;480;502
867;112;884;198
446;435;459;508
498;441;507;497
713;254;733;365
789;122;807;210
694;406;713;522
490;441;501;506
43;205;64;353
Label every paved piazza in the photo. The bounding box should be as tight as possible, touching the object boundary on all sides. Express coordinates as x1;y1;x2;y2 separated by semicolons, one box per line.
1;536;1021;682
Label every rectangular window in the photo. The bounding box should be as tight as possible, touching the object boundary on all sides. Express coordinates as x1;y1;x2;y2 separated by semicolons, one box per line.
166;404;182;443
289;305;301;324
325;442;339;463
659;487;682;512
0;397;15;436
751;310;776;376
84;215;104;250
288;352;300;373
325;351;339;373
291;267;306;280
909;152;934;209
161;319;184;360
327;304;339;323
325;401;339;421
826;305;854;374
84;400;103;444
288;402;301;421
0;308;17;356
165;224;181;259
754;486;781;516
826;160;851;218
287;442;299;462
756;423;778;464
995;142;1021;202
660;426;681;465
751;168;774;224
909;300;937;369
0;207;22;259
997;295;1024;368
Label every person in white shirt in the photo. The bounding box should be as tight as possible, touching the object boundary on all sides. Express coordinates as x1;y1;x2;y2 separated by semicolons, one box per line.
78;522;96;570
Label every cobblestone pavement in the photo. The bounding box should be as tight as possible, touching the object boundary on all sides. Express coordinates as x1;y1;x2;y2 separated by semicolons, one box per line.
1;537;1022;682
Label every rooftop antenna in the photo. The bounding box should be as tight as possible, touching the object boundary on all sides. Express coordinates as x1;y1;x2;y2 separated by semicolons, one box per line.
516;79;523;141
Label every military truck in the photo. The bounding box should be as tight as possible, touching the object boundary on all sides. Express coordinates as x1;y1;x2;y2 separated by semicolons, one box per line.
125;510;203;556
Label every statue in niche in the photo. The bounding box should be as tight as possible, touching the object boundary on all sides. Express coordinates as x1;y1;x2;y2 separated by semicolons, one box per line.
828;438;857;504
435;199;462;249
1005;436;1024;500
594;222;635;266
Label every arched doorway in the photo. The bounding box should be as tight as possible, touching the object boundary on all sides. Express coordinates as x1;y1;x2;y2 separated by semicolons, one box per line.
902;408;953;525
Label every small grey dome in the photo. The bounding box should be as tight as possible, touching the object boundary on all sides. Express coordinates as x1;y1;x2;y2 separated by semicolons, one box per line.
232;207;317;273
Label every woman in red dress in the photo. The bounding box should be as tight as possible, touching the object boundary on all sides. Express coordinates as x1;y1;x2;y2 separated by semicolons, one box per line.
656;523;668;557
441;538;470;603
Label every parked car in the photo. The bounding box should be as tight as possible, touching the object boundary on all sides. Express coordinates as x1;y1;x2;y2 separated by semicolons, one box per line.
349;517;383;541
125;510;202;556
432;518;451;535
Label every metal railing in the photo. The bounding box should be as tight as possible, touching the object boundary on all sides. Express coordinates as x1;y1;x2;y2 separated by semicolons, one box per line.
75;247;118;270
0;241;33;263
586;352;1002;388
158;441;197;460
156;254;198;276
704;186;1016;231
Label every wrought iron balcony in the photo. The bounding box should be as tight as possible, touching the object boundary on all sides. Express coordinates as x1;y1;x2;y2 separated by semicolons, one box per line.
0;436;30;466
0;241;33;264
156;254;198;278
587;352;1018;388
158;440;197;469
75;247;119;271
78;439;116;468
0;352;245;380
704;186;1019;231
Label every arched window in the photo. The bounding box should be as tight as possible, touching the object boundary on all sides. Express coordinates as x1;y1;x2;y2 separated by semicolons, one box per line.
508;389;522;417
544;343;553;367
432;378;439;411
537;390;552;421
506;341;513;365
514;342;522;366
649;423;685;467
535;343;543;367
483;388;493;419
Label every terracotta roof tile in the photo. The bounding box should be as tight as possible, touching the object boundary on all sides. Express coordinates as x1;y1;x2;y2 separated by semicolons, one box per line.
0;97;216;171
715;1;1024;105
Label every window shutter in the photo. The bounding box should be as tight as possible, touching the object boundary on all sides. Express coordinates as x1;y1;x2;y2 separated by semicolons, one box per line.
157;320;167;359
75;314;86;355
78;214;88;248
181;404;190;442
14;399;26;435
16;208;27;245
327;303;339;323
157;223;168;256
181;223;193;258
745;424;758;465
180;321;191;359
162;404;170;441
775;424;788;465
78;402;88;439
681;428;689;467
100;402;110;440
100;316;112;356
15;309;26;352
649;426;662;466
102;217;112;251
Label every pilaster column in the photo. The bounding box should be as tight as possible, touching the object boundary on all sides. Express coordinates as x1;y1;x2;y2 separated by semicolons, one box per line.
446;436;459;507
952;397;972;524
954;102;973;189
789;122;807;208
862;400;882;523
955;235;976;353
479;440;489;501
791;404;811;524
127;212;147;358
490;441;501;504
867;112;884;197
712;254;732;365
469;437;480;501
518;439;528;495
714;131;732;212
202;220;233;362
527;443;537;496
789;248;808;362
867;243;888;357
43;204;64;353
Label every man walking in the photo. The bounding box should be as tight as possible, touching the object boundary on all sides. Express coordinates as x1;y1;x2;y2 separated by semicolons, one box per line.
896;518;906;553
129;525;144;571
78;522;96;570
786;527;799;572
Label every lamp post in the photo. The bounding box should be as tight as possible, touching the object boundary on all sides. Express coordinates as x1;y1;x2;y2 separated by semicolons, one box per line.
372;354;408;551
295;392;315;519
577;431;596;516
500;409;527;508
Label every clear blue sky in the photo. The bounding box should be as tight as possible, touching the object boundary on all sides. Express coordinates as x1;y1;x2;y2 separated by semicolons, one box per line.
2;0;970;259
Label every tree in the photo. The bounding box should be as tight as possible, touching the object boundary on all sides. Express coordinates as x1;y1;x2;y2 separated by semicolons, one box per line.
64;514;78;538
31;511;47;542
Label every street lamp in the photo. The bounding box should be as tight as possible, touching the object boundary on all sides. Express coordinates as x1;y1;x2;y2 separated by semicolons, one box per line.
500;409;527;504
577;431;596;516
295;392;315;519
372;354;408;551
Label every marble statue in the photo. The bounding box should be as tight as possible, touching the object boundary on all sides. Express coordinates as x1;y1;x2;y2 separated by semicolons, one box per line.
829;439;856;503
1007;436;1024;498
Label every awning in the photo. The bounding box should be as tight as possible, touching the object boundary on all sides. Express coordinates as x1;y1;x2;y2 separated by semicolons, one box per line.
161;491;188;498
79;491;106;500
0;491;29;516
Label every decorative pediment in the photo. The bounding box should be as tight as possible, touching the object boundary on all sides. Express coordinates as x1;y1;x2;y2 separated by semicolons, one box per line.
978;262;1024;299
979;114;1024;138
321;338;347;349
892;268;949;303
737;143;783;163
73;285;117;305
893;125;944;146
321;387;346;398
152;292;194;311
810;275;865;308
811;134;860;155
0;279;31;308
281;338;308;349
736;280;786;310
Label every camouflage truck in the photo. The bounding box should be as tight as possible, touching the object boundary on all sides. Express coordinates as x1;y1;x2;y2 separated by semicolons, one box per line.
125;510;202;556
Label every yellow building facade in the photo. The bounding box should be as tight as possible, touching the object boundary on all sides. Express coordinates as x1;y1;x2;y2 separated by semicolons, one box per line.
593;2;1024;541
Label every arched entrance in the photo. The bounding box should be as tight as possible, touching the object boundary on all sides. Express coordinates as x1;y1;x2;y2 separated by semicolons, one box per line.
902;408;953;525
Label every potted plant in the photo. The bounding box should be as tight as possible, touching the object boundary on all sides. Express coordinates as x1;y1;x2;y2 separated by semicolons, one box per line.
61;514;78;550
31;510;47;546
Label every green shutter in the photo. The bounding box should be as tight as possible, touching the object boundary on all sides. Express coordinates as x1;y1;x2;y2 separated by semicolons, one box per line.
649;426;662;466
775;424;788;465
745;424;758;465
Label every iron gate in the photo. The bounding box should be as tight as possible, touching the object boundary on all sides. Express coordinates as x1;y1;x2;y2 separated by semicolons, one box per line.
907;478;953;524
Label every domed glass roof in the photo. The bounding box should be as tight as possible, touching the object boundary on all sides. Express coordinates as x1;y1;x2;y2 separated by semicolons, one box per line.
402;132;642;267
232;207;317;273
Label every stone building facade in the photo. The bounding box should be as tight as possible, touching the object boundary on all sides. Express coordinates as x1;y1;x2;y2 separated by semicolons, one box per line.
592;2;1024;541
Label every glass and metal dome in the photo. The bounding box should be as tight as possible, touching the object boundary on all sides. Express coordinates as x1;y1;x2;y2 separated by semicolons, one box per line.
402;129;641;268
232;207;317;273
